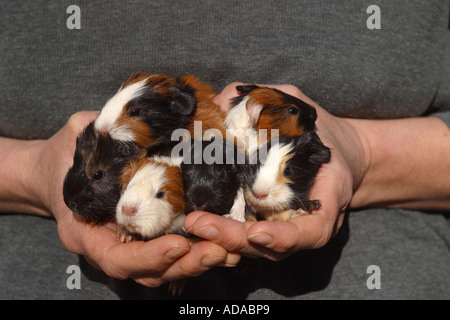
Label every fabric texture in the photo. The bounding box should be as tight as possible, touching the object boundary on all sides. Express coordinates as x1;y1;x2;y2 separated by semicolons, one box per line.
1;0;450;139
0;0;449;299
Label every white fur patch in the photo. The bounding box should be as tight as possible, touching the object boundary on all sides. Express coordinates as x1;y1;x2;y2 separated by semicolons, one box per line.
225;97;258;153
246;141;294;210
224;187;246;222
95;78;148;138
151;155;183;167
116;162;183;238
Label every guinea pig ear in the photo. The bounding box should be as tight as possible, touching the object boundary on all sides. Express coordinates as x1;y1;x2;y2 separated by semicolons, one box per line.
169;86;197;116
301;104;318;131
236;84;259;96
246;103;263;126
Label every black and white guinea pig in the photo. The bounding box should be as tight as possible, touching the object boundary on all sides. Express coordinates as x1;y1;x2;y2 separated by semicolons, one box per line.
179;138;246;222
242;132;331;222
63;122;144;223
226;84;318;142
116;155;186;241
94;72;226;152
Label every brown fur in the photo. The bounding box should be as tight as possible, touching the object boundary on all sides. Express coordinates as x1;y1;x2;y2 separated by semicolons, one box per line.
120;156;149;191
120;72;226;147
247;88;305;138
180;75;227;137
120;157;185;215
115;110;155;148
161;165;185;215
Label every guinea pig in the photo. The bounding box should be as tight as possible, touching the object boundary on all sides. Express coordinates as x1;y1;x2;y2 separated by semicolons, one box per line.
116;156;186;241
63;122;144;223
179;138;246;222
94;72;226;152
227;84;318;143
242;132;331;222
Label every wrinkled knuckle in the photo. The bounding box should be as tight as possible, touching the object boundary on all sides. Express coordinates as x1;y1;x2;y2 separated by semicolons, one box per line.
175;260;199;278
223;235;247;252
99;253;128;280
311;226;332;249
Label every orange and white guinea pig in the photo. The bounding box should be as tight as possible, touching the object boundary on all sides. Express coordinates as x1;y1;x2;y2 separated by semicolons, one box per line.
94;72;226;152
116;155;185;241
225;84;318;153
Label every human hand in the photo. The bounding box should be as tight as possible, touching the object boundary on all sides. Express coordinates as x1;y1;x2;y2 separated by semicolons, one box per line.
31;111;239;287
184;83;368;261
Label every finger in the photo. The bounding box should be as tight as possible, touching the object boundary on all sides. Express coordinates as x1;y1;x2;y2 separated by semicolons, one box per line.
184;211;269;258
185;211;250;251
213;82;247;112
158;239;240;282
246;213;334;254
246;168;343;253
86;231;191;280
66;111;100;135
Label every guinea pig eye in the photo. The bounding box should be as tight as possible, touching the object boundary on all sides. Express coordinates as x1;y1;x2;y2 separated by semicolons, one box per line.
288;106;299;115
156;191;165;199
130;108;142;117
93;171;104;181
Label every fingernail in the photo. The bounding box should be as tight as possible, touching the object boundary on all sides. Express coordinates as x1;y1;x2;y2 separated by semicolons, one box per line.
166;247;189;261
202;255;225;267
247;233;273;246
219;252;241;267
194;224;220;240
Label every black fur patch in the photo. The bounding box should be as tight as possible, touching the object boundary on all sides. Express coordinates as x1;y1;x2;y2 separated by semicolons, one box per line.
181;138;244;215
63;122;142;223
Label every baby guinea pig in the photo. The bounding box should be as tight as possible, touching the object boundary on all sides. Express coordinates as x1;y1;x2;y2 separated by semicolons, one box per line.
230;84;318;141
116;156;186;241
180;138;246;222
94;72;226;151
63;122;144;223
242;132;331;222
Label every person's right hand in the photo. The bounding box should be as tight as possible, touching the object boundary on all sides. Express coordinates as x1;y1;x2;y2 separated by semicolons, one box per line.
186;82;450;262
31;111;240;287
185;83;367;261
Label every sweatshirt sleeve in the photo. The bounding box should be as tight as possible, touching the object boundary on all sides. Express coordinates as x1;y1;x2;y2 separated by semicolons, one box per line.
431;111;450;128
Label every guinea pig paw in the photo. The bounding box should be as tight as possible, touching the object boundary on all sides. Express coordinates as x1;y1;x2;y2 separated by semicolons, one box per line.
294;209;310;217
116;229;135;243
266;209;296;221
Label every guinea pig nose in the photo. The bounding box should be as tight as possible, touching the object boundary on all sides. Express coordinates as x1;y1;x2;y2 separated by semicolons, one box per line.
252;191;268;200
122;205;137;217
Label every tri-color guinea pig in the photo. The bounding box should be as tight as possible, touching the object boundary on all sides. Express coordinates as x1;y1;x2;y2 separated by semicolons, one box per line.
225;85;318;151
94;72;226;153
180;138;246;222
63;122;144;223
242;132;331;222
235;84;318;136
116;156;186;241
